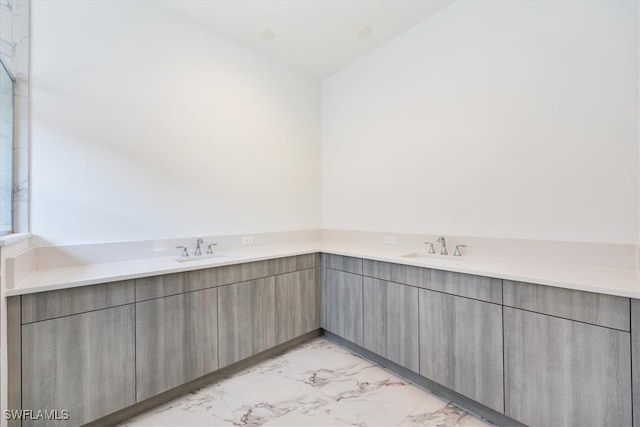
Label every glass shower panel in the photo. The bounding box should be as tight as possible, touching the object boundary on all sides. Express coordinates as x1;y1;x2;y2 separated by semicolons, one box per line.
0;60;14;235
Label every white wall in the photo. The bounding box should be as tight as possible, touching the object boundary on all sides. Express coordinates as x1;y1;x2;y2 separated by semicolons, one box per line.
30;1;321;245
322;0;639;244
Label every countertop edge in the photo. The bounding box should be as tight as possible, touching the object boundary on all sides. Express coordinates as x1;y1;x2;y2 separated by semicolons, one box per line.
6;243;640;299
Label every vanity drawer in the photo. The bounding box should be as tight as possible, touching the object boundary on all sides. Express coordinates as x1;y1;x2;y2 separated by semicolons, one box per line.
363;259;501;304
137;259;277;301
22;280;135;324
503;280;630;331
136;272;188;301
323;253;362;275
219;259;276;285
275;254;317;275
430;269;502;304
191;259;276;291
363;259;429;286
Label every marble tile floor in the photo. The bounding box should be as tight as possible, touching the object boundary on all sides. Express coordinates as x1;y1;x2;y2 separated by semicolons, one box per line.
121;338;493;427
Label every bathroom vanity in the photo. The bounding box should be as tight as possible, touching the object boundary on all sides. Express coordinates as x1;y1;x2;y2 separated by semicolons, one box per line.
8;255;320;427
6;248;640;427
321;254;633;427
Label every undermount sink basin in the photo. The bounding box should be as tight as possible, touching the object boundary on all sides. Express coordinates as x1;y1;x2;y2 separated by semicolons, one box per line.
400;252;464;267
174;254;227;266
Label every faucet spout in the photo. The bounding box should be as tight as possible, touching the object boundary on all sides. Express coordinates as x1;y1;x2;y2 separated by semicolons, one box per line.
436;236;448;256
195;237;204;256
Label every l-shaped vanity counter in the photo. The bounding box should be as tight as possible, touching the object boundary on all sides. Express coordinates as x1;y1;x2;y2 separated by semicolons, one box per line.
5;240;640;427
7;240;640;297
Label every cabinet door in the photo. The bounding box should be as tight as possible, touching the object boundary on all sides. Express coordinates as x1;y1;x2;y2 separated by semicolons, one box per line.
504;307;632;427
276;269;319;344
218;277;276;367
419;290;504;412
136;287;218;401
324;268;363;345
363;277;418;372
22;305;135;426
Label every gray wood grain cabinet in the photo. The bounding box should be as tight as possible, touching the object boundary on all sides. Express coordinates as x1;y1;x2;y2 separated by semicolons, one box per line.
362;259;501;303
136;260;275;301
21;280;134;323
429;269;502;304
323;268;363;345
362;259;429;288
22;305;135;427
503;280;630;331
419;290;504;412
323;253;362;274
275;254;316;275
136;272;188;302
504;307;632;427
218;277;277;367
135;287;219;401
632;299;640;427
363;277;419;372
276;268;319;344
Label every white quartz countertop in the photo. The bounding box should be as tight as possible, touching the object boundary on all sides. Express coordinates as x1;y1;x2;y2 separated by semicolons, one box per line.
7;240;640;298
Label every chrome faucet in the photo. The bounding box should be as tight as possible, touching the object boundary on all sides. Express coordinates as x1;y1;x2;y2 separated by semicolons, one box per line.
206;243;217;255
453;244;467;257
176;246;189;257
194;237;204;256
437;236;448;255
424;242;436;254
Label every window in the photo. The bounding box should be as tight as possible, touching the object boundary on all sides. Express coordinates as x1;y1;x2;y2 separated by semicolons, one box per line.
0;58;14;235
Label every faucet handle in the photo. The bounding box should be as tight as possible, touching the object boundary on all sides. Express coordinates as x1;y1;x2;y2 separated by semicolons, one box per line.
176;246;189;257
206;243;218;255
453;245;467;257
424;242;436;254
